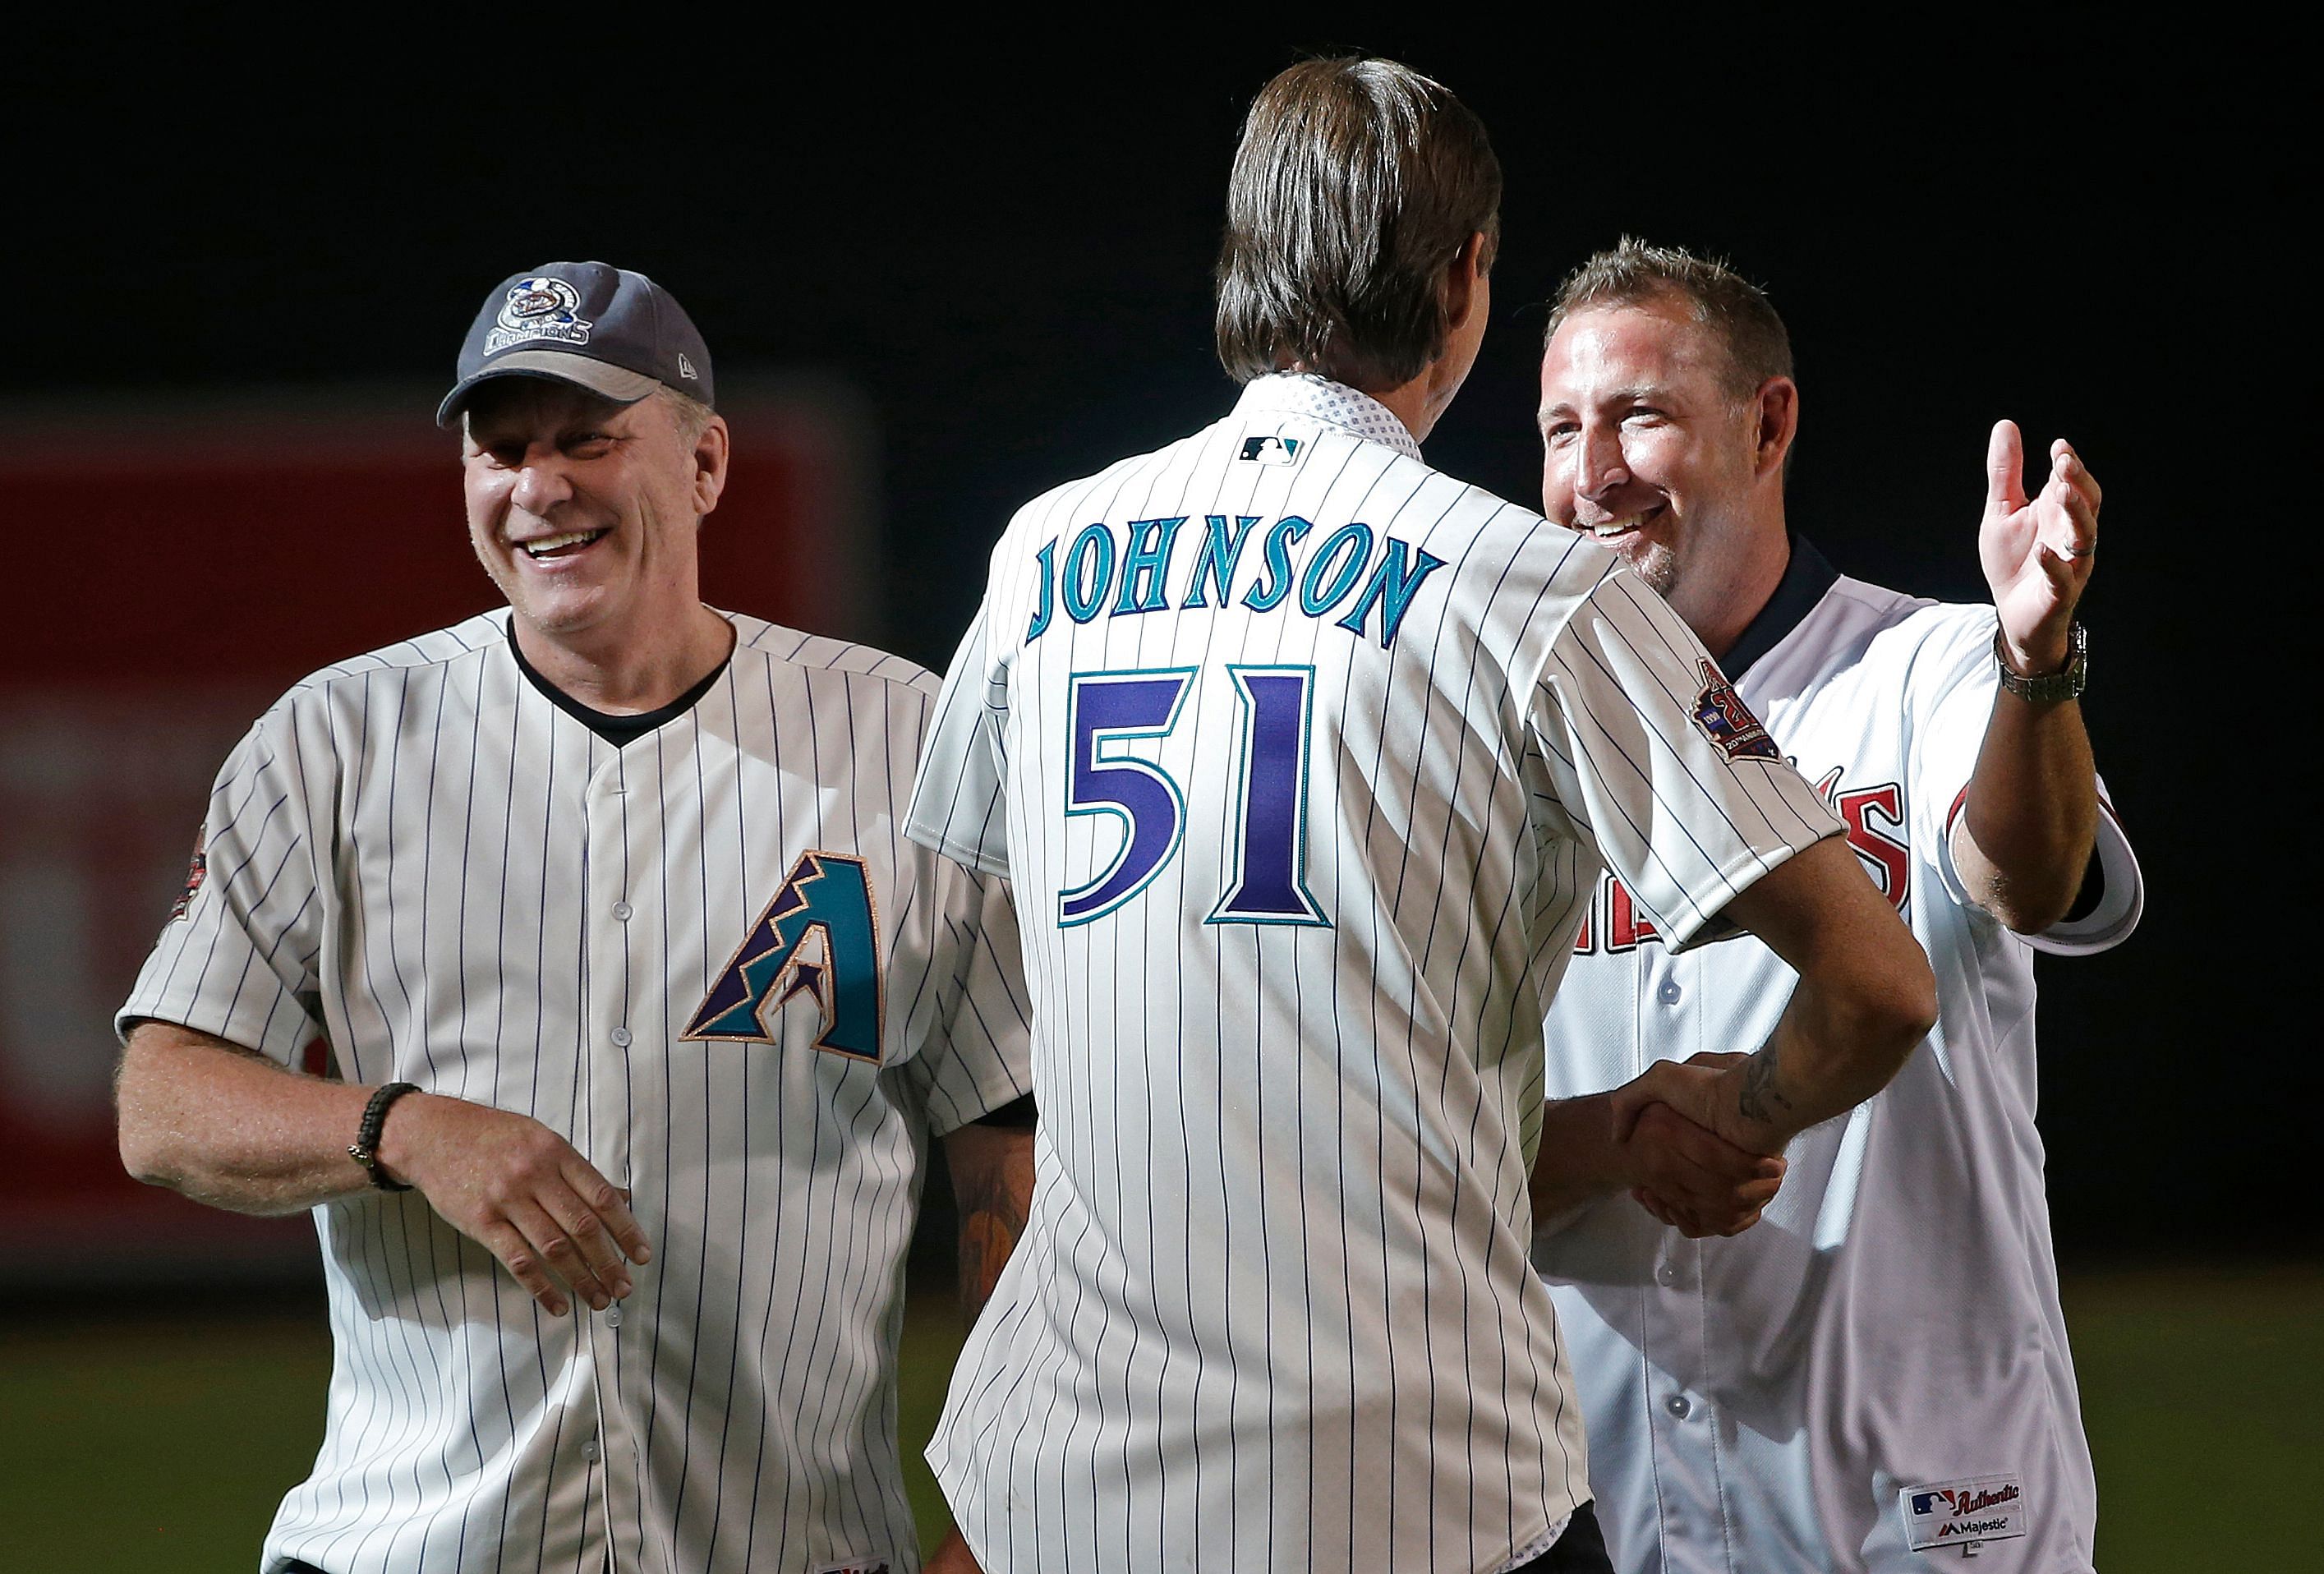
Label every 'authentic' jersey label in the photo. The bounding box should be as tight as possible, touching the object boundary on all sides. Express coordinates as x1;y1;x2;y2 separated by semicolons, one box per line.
1899;1474;2031;1552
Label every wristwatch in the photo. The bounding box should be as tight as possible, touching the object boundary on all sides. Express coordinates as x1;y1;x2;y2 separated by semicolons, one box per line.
1994;621;2087;703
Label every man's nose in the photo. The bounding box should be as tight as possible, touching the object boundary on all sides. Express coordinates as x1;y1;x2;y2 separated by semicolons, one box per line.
509;454;575;514
1576;424;1631;499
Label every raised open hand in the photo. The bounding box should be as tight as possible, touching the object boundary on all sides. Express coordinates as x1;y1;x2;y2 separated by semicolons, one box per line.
1978;419;2100;675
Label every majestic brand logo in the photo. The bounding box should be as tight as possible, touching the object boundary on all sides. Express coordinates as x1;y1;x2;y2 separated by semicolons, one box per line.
683;852;882;1061
1690;660;1781;761
484;276;593;355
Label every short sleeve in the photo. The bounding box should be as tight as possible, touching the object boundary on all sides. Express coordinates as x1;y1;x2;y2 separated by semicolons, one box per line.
900;854;1033;1136
905;600;1013;878
1528;570;1843;950
116;701;329;1063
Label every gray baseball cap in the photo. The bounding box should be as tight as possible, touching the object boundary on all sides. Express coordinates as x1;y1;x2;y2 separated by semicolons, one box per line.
436;260;715;426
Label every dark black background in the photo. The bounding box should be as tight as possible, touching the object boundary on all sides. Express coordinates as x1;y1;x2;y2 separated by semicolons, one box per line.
3;25;2298;1258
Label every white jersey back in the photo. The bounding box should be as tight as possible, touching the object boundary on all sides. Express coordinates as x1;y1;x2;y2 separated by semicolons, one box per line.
1536;567;2141;1574
906;375;1843;1574
122;610;1032;1574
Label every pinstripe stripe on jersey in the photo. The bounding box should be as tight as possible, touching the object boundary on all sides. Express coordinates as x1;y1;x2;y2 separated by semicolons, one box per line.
121;610;1031;1574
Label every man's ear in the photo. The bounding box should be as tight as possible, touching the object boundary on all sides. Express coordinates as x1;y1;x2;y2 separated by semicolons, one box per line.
1752;377;1800;481
1442;231;1489;334
693;417;731;519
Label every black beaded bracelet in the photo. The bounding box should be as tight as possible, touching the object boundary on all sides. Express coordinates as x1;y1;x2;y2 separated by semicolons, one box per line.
348;1081;420;1192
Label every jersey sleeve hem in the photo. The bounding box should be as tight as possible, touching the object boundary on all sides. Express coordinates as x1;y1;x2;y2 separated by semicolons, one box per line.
113;988;315;1067
1936;784;2143;955
1659;818;1846;955
918;1056;1035;1139
2026;794;2143;955
902;818;1013;881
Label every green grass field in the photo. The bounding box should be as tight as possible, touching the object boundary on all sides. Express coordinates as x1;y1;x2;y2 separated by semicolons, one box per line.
3;1264;2309;1572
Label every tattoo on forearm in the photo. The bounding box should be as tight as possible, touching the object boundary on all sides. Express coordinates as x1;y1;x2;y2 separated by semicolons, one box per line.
955;1162;1031;1327
1737;1045;1794;1128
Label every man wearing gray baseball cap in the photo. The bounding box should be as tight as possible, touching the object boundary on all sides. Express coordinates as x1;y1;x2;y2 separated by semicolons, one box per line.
116;261;1036;1574
437;261;716;425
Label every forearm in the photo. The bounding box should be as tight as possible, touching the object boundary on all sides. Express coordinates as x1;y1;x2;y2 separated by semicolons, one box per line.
1712;836;1938;1151
1716;972;1925;1151
1529;1093;1631;1220
116;1021;376;1214
944;1121;1034;1326
1954;688;2099;932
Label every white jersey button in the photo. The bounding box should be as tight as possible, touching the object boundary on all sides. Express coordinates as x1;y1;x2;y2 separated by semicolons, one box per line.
611;1027;633;1047
612;901;633;921
1666;1394;1691;1419
1657;978;1682;1006
582;1438;601;1462
1655;1260;1678;1286
605;1303;624;1328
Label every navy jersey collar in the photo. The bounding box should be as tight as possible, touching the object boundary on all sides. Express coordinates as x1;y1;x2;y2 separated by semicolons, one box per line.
1720;533;1839;680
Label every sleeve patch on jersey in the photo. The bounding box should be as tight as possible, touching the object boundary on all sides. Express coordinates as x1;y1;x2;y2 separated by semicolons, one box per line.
167;834;207;923
1691;661;1782;761
683;851;884;1061
1238;434;1300;464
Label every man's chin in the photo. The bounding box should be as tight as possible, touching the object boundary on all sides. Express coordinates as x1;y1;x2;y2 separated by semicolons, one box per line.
506;590;619;646
1618;540;1680;601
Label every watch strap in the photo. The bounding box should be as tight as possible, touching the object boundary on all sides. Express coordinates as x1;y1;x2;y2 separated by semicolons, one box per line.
1995;621;2087;703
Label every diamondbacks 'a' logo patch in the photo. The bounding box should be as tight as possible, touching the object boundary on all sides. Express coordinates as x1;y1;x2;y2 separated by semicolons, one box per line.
1239;434;1300;465
1691;660;1780;761
683;852;882;1061
484;276;593;355
168;833;207;923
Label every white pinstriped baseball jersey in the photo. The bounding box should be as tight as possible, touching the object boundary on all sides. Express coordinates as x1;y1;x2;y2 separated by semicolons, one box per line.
1535;546;2142;1574
904;374;1846;1574
119;609;1032;1574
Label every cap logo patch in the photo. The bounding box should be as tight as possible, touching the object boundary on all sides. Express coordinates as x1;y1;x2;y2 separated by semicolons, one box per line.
1691;660;1781;761
484;276;593;355
677;352;699;381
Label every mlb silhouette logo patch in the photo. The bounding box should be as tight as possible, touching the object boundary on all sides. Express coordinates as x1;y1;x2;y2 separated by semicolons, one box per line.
1898;1473;2028;1552
1240;434;1301;464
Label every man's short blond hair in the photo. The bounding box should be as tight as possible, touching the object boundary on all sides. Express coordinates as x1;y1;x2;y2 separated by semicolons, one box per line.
657;384;717;445
1545;237;1792;401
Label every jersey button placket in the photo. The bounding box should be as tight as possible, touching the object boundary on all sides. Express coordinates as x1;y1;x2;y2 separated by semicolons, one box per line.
584;756;644;1574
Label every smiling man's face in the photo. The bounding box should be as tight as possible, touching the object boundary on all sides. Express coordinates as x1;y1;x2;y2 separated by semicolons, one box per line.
461;380;715;651
1539;296;1770;626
